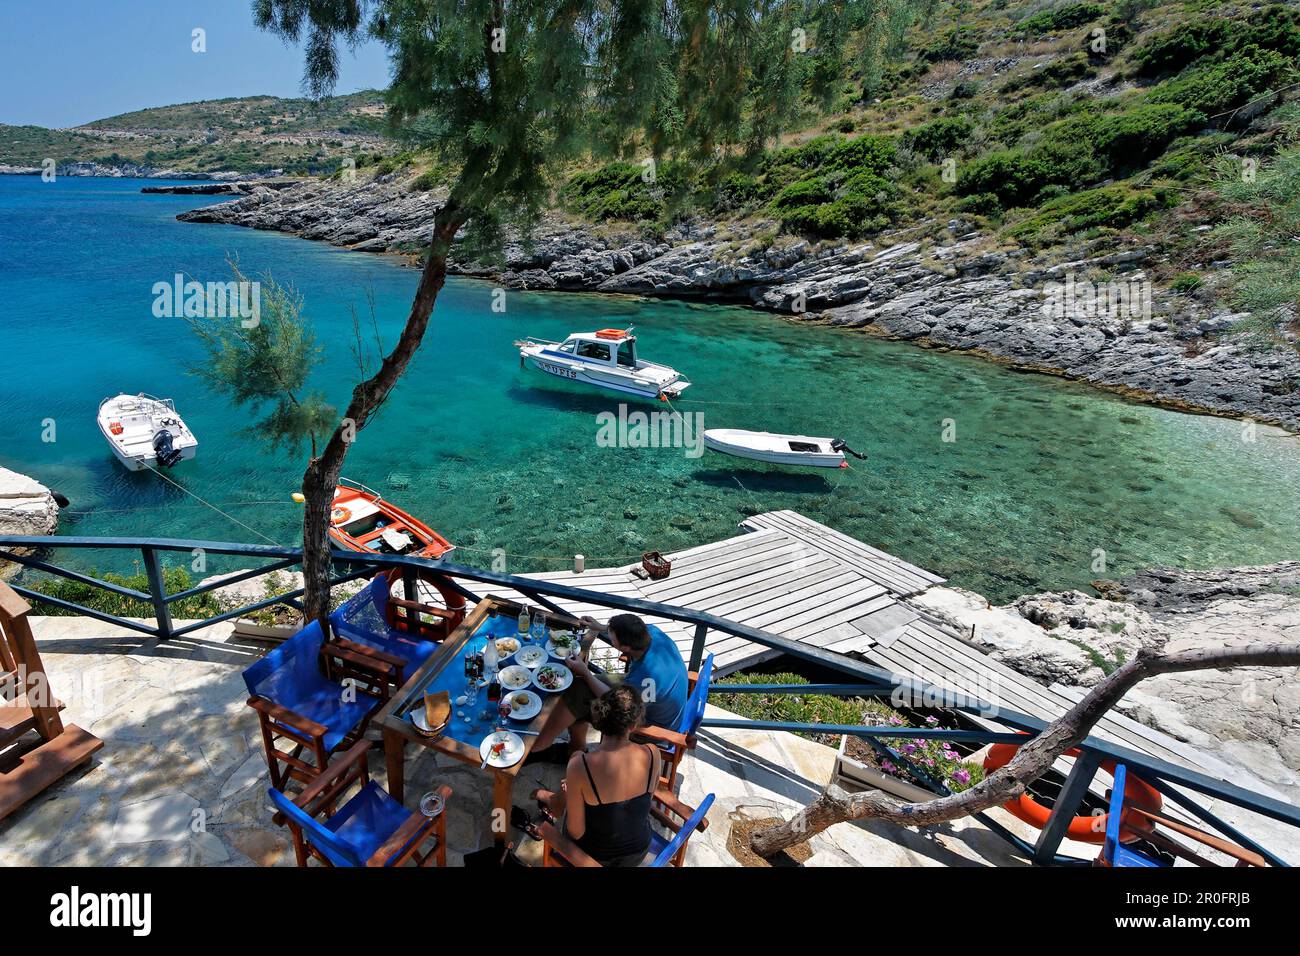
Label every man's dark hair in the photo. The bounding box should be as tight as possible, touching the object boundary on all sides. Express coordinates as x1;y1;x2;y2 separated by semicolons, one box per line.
608;613;651;652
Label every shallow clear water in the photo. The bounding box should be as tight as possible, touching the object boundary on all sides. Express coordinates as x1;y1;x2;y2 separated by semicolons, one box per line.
1;176;1297;601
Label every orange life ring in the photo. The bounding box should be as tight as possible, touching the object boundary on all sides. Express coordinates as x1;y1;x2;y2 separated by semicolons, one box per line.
982;743;1162;845
382;568;467;637
330;505;352;525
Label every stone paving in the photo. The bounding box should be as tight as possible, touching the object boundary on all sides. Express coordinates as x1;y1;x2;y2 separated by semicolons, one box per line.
1;616;1069;867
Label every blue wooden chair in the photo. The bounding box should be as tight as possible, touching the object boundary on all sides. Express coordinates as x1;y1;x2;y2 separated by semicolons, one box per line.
327;570;464;678
634;652;714;792
1098;764;1164;868
269;740;451;867
242;620;390;791
1098;764;1267;868
540;791;715;868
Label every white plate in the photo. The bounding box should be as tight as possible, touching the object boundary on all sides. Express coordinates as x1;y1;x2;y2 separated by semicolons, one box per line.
532;662;573;693
494;636;522;658
545;635;579;659
504;689;542;721
514;645;547;669
479;730;525;768
497;664;533;691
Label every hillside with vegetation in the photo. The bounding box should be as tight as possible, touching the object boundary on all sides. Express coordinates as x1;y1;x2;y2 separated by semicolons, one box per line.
0;90;394;175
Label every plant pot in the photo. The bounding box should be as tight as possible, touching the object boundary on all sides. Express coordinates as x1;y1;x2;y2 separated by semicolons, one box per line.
232;618;301;642
832;735;938;803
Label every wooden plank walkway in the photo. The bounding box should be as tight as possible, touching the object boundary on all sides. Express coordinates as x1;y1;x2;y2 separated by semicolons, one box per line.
460;509;1256;790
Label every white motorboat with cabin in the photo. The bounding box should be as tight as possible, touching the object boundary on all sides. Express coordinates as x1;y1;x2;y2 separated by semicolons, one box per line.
516;327;690;400
703;429;865;469
96;393;198;471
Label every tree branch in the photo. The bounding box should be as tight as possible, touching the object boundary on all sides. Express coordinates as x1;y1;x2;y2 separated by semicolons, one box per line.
749;642;1300;858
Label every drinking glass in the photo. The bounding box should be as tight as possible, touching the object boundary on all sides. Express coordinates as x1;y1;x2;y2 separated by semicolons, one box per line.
531;610;547;645
419;791;445;818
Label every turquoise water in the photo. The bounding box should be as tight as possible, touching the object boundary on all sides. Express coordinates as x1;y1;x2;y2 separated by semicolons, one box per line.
1;175;1297;602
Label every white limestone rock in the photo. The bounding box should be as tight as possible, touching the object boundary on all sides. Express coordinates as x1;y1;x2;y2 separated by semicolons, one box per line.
0;466;60;537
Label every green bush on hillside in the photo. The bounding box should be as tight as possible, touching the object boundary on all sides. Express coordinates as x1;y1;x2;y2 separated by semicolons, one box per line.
920;27;980;63
1004;183;1176;245
1130;9;1300;78
902;115;973;160
765;133;900;238
1150;46;1294;118
1015;2;1104;35
561;161;685;222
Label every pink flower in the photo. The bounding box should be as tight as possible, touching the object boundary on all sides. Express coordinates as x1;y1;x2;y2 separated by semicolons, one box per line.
881;759;897;773
925;715;939;726
952;768;971;785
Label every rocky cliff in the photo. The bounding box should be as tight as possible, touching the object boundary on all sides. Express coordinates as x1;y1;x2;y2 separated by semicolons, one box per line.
178;177;1300;429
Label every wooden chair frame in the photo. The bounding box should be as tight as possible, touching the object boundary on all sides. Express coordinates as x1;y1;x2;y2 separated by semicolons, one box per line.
540;787;710;868
248;642;396;793
280;739;451;867
632;666;704;791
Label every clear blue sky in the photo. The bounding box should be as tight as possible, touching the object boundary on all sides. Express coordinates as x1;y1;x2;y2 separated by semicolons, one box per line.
0;1;392;127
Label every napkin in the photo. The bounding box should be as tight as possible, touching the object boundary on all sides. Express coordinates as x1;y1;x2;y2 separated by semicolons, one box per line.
424;690;451;729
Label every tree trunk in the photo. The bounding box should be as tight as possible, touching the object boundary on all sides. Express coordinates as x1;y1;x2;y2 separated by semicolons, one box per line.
300;205;466;627
749;642;1300;858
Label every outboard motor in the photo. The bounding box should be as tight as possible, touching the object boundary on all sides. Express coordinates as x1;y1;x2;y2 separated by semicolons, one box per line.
830;438;867;460
152;428;183;468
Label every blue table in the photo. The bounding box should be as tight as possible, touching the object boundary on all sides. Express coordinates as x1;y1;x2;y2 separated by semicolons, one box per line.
376;599;579;847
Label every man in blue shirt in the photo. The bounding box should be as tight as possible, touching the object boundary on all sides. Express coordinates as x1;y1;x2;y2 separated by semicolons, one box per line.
531;613;688;761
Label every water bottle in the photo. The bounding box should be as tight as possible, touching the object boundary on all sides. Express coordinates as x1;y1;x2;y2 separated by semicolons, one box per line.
483;634;498;676
517;605;531;639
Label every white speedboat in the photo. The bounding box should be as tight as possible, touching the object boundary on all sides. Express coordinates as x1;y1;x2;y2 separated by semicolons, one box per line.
97;393;198;471
516;327;690;400
703;429;864;469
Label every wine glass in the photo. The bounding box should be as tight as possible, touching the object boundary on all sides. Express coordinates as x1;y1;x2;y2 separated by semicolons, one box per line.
531;610;548;646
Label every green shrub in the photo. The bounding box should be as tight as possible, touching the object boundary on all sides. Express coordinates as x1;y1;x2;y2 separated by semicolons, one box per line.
954;192;1002;216
765;133;900;238
1150;46;1294;117
409;169;441;192
1004;183;1175;244
1130;9;1300;78
1092;102;1206;169
903;115;973;160
25;567;220;620
921;27;980;62
957;150;1052;206
1016;2;1104;35
562;161;683;222
1171;271;1203;292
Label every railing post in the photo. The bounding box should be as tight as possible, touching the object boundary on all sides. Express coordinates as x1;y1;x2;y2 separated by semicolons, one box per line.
1032;748;1103;865
402;566;418;604
141;547;173;640
688;623;707;672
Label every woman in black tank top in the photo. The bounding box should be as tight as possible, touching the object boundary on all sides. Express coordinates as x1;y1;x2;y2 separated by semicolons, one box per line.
533;685;662;867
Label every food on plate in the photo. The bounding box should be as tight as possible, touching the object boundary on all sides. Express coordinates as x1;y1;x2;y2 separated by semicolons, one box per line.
535;664;567;691
500;666;530;689
495;637;520;656
549;631;577;653
511;693;531;711
516;645;546;666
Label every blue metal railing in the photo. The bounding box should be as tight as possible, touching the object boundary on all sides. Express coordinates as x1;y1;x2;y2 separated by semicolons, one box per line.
1;532;1295;867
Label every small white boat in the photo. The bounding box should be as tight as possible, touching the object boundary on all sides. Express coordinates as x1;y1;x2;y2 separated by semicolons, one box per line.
703;429;864;469
97;393;198;471
516;327;690;400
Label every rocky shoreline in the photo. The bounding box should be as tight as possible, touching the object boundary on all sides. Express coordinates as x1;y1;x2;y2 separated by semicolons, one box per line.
176;176;1300;429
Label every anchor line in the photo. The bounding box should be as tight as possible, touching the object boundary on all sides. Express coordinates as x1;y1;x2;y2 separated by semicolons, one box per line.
139;462;283;547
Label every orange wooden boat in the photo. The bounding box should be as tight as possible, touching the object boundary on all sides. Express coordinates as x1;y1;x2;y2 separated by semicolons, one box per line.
327;479;454;558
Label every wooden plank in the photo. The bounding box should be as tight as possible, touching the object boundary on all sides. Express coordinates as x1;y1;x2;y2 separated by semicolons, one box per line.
0;724;102;822
641;538;810;597
743;511;943;596
752;510;945;587
647;558;843;611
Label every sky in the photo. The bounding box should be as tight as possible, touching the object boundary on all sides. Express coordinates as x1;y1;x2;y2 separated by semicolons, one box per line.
0;1;393;128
